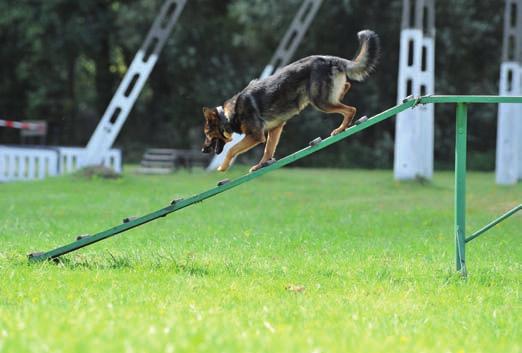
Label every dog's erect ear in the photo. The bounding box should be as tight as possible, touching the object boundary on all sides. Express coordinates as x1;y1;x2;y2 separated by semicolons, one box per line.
202;107;217;121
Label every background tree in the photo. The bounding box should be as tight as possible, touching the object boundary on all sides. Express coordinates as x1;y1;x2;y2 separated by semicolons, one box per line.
0;0;504;169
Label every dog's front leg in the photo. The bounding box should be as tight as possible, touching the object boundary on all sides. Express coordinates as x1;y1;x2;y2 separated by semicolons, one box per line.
217;135;263;171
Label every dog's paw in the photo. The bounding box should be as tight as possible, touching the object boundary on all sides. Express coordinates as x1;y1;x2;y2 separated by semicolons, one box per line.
217;164;229;172
330;128;343;136
249;164;261;173
249;158;276;173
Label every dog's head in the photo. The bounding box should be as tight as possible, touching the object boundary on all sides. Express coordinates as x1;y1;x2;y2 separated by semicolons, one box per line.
201;106;232;155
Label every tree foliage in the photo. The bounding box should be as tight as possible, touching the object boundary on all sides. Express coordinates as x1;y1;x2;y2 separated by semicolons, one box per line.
0;0;505;169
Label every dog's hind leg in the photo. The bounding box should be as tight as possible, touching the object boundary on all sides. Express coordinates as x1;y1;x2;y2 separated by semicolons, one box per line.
322;103;357;136
309;71;356;135
217;134;264;172
340;81;351;100
250;124;285;172
311;92;357;135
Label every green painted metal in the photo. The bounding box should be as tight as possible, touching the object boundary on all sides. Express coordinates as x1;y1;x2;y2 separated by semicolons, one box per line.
28;95;522;271
454;103;468;275
419;95;522;104
28;98;417;262
465;204;521;243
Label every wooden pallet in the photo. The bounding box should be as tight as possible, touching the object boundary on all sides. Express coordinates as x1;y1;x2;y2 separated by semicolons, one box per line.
137;148;210;174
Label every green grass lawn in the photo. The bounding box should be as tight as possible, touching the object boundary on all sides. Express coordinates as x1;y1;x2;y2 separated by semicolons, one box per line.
0;167;520;353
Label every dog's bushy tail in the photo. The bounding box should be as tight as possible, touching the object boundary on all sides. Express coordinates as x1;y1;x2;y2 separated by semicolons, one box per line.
344;30;380;82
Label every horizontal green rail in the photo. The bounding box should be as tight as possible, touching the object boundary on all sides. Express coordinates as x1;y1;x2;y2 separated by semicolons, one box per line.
465;204;521;243
29;97;417;261
418;95;522;104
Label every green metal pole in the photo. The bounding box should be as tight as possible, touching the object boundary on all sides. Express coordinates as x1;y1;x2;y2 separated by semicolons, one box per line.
465;204;521;243
455;103;468;276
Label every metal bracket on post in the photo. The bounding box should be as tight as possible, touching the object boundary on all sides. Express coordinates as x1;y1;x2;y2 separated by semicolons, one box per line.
207;0;323;171
394;0;435;181
83;0;187;167
496;0;522;185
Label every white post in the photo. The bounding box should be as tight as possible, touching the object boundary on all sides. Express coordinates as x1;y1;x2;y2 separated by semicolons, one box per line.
0;146;6;182
496;0;522;185
83;0;186;167
394;0;435;180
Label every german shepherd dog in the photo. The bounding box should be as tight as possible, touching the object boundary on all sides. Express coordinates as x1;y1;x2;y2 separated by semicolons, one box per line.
202;30;380;172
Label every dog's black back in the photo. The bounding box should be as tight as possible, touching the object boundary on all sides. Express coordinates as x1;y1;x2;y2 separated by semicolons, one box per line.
226;30;380;136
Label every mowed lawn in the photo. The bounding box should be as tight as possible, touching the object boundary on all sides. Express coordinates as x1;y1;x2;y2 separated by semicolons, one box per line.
0;167;520;353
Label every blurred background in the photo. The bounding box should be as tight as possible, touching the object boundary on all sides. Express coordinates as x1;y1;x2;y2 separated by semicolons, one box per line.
0;0;505;170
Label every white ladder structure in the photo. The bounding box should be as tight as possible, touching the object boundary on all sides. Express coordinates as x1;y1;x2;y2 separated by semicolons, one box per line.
83;0;186;166
207;0;323;171
496;0;522;185
393;0;435;180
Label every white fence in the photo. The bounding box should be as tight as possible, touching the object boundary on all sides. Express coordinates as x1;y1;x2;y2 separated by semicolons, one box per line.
57;147;122;174
0;146;58;181
0;146;121;182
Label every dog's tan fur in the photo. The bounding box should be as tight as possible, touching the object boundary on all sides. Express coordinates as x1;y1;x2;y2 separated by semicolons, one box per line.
202;30;380;172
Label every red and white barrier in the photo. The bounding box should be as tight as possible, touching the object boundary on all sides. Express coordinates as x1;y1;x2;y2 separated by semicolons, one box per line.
0;119;47;136
1;119;34;129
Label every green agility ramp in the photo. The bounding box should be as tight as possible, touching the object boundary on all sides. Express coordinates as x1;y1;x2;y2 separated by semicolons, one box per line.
28;95;522;275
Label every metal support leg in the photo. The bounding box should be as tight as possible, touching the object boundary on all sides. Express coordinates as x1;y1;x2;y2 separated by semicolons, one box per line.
455;103;468;276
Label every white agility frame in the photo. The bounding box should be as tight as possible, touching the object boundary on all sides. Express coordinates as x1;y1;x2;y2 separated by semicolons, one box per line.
496;0;522;185
394;0;435;180
0;0;186;182
83;0;186;166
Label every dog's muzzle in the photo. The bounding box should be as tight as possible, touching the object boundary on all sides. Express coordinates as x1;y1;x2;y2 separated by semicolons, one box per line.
214;139;225;154
202;139;225;155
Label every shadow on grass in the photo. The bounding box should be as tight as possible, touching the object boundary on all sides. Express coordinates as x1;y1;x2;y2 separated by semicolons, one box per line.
49;251;210;276
393;177;451;191
18;248;514;285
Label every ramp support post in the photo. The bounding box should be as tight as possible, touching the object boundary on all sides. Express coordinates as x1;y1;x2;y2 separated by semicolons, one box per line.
455;103;468;276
